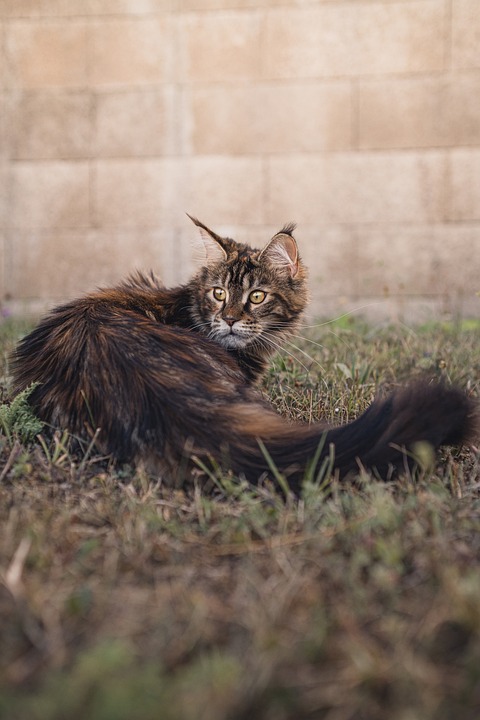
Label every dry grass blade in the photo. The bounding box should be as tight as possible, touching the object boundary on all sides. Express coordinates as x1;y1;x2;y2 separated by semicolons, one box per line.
0;440;22;483
4;537;31;598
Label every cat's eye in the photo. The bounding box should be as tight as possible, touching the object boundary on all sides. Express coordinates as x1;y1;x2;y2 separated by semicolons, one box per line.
212;287;227;302
249;290;267;305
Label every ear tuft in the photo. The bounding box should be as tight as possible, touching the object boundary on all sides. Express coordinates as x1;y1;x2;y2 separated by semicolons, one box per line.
260;230;299;277
186;213;227;262
280;222;297;237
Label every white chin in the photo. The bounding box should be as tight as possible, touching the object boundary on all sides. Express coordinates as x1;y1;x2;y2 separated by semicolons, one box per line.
219;333;249;349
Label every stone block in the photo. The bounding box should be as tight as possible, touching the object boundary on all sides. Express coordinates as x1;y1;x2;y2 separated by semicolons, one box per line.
95;88;177;157
449;150;480;221
185;81;352;154
0;96;5;159
452;0;480;70
90;17;172;87
11;161;90;229
6;20;88;88
180;11;261;82
9;228;181;300
0;233;4;301
188;156;263;225
266;152;445;225
0;162;4;226
86;0;175;14
3;0;174;16
359;75;480;149
297;224;358;300
263;2;445;79
93;159;184;228
342;296;458;327
180;0;297;7
3;1;90;17
0;26;4;91
356;225;479;299
10;231;88;299
10;91;92;159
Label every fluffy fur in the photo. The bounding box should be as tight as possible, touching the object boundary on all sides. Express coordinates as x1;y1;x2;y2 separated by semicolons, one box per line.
11;218;478;493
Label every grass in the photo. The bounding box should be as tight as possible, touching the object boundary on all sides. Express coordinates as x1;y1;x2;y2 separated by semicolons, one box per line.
1;315;480;720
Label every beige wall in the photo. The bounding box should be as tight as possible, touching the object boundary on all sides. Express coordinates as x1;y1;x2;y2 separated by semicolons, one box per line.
1;0;479;321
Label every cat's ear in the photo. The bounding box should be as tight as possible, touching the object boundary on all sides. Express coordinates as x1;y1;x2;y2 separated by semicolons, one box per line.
186;213;228;261
260;225;299;278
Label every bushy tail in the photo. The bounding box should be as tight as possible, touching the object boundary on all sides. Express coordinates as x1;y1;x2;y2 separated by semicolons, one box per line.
219;381;478;493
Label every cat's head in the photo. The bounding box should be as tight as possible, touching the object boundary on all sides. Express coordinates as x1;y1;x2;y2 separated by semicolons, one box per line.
188;216;308;353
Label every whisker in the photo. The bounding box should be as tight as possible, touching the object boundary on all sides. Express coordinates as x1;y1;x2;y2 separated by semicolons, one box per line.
193;320;213;334
323;328;354;352
283;340;327;375
259;333;315;377
298;302;384;330
292;325;355;353
287;333;328;352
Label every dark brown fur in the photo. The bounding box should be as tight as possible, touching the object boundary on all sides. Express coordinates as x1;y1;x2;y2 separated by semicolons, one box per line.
11;219;478;493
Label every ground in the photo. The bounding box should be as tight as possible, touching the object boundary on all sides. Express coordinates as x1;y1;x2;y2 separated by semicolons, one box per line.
0;316;479;720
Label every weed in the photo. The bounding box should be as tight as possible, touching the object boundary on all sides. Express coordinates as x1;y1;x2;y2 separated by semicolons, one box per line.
0;384;43;445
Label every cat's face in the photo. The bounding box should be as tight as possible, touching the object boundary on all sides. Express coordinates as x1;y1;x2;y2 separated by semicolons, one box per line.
189;218;308;353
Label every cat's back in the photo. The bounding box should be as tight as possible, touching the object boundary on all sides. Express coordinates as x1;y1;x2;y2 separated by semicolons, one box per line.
13;289;141;387
13;280;184;385
11;286;248;445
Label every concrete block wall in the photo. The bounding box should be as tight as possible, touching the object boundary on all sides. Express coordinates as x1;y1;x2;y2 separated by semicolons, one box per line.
1;0;479;321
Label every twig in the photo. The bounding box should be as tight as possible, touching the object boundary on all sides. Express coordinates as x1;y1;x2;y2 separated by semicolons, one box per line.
5;537;32;598
0;440;22;483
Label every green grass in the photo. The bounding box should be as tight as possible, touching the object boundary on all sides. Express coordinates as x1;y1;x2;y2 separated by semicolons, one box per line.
1;316;480;720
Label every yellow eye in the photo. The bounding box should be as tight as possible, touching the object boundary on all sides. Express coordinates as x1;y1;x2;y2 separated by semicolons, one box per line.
212;287;226;302
249;290;266;304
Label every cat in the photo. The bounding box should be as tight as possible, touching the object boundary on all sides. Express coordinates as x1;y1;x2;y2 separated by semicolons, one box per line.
11;217;478;493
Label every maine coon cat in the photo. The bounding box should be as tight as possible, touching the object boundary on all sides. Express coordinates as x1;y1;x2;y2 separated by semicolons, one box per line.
11;217;478;493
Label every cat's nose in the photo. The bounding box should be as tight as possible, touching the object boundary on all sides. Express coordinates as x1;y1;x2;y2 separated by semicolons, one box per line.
223;316;237;327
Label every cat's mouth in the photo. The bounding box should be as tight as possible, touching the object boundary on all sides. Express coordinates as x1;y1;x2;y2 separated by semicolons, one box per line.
218;332;250;349
213;325;254;349
210;319;251;347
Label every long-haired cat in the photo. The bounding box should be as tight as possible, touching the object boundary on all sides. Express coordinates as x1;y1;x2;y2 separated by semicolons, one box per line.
11;217;478;493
